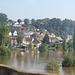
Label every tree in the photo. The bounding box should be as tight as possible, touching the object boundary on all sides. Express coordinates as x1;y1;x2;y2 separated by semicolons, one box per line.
62;37;67;51
0;23;11;55
17;19;22;24
39;43;47;52
29;41;34;49
0;13;8;23
0;23;9;45
68;39;73;48
45;59;59;71
73;27;75;51
42;34;49;44
24;18;29;25
17;34;23;47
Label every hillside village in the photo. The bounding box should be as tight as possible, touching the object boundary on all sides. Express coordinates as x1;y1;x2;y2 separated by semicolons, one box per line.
8;20;73;49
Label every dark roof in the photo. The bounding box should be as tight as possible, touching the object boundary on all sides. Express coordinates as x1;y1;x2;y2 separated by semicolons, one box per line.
11;29;15;33
25;38;32;42
33;39;40;44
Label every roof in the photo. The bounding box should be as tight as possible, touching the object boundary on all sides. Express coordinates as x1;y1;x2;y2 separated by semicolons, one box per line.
25;38;32;42
56;37;63;41
66;38;70;41
11;30;15;33
33;39;40;44
51;33;55;36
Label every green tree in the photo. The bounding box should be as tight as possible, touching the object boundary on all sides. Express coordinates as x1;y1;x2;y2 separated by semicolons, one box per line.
45;59;59;71
62;37;67;51
17;34;23;47
29;41;34;49
24;18;29;25
73;27;75;51
0;23;9;45
42;34;49;44
17;19;22;24
62;54;73;67
39;43;47;52
0;23;11;55
0;13;8;23
68;39;73;48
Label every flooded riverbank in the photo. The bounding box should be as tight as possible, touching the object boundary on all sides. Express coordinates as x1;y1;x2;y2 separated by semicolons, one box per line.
0;50;75;75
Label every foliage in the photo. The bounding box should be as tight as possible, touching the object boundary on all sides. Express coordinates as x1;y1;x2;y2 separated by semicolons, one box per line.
31;33;38;37
68;39;73;48
30;18;75;36
39;43;47;52
17;19;22;24
62;37;67;51
0;13;8;23
45;59;59;71
24;18;29;25
0;45;11;56
29;41;34;49
42;33;49;44
17;34;24;47
0;23;9;45
73;27;75;51
62;52;75;67
62;54;73;67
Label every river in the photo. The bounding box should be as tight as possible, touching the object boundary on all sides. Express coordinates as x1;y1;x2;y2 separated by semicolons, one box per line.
0;50;75;75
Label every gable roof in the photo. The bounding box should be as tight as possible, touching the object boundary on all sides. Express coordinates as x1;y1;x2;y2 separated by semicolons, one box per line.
51;33;55;36
33;39;40;44
56;37;63;41
11;30;15;33
25;38;32;42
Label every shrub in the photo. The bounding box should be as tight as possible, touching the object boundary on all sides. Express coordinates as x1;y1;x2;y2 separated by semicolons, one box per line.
0;45;11;56
62;55;73;67
39;43;47;52
45;59;59;71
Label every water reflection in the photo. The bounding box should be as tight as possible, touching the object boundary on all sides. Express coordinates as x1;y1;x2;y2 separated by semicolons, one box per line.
0;50;75;75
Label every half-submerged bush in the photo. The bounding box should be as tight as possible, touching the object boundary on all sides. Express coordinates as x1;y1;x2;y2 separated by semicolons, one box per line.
39;43;47;52
45;59;59;71
62;53;75;67
0;45;11;56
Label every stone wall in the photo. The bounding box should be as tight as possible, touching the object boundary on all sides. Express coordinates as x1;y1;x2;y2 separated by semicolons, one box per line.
0;64;50;75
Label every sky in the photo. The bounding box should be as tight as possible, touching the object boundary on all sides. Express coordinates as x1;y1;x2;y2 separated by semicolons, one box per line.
0;0;75;21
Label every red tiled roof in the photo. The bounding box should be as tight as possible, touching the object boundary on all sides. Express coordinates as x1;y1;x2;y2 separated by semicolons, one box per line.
51;33;55;36
56;37;63;41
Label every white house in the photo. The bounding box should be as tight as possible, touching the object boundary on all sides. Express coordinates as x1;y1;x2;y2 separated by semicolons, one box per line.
9;30;18;37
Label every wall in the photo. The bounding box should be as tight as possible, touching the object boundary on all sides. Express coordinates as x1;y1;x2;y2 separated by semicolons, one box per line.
0;64;51;75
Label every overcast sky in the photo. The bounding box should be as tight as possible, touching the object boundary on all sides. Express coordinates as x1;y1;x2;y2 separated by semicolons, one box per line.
0;0;75;21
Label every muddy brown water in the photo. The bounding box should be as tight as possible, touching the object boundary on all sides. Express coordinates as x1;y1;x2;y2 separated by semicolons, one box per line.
0;50;74;75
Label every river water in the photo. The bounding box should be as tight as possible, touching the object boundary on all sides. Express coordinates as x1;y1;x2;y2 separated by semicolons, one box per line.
0;50;75;75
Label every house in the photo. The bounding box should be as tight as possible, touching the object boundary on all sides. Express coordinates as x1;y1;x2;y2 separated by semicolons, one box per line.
50;33;55;37
66;38;70;42
67;35;73;39
8;37;17;47
50;37;63;43
23;30;30;38
33;39;41;48
22;38;34;46
56;37;63;43
9;30;18;37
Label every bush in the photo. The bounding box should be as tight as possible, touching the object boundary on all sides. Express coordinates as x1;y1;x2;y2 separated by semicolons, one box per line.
0;45;11;56
39;43;47;52
62;52;75;67
45;59;59;71
62;55;73;67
